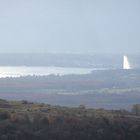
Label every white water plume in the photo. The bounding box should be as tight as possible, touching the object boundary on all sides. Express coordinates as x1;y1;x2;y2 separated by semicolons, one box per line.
123;55;131;69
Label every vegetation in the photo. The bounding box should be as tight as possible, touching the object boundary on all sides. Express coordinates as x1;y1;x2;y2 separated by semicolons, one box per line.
0;99;140;140
0;69;140;110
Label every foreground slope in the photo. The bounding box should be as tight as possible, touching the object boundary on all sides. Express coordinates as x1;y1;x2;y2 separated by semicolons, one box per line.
0;99;140;140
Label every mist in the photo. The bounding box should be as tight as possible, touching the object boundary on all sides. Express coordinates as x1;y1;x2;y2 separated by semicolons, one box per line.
0;0;140;54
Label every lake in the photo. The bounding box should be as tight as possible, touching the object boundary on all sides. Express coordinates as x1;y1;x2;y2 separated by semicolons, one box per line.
0;66;98;78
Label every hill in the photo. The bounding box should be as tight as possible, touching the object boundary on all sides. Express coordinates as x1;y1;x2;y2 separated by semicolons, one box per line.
0;99;140;140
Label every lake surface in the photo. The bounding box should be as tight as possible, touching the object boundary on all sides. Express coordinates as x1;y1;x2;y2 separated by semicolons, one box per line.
0;66;97;78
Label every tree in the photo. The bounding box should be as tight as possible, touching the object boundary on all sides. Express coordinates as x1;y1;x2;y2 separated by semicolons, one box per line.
132;104;140;115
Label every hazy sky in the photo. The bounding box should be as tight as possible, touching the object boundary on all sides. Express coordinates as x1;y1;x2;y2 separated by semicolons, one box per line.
0;0;140;53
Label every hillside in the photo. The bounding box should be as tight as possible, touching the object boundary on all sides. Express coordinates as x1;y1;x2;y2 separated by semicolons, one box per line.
0;99;140;140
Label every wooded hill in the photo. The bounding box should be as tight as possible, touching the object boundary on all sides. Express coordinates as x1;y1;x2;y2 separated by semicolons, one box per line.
0;99;140;140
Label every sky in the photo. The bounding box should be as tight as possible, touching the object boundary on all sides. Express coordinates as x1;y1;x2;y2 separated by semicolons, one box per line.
0;0;140;54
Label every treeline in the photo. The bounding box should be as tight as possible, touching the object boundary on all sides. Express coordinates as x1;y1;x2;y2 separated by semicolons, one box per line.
0;69;140;90
0;99;140;140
